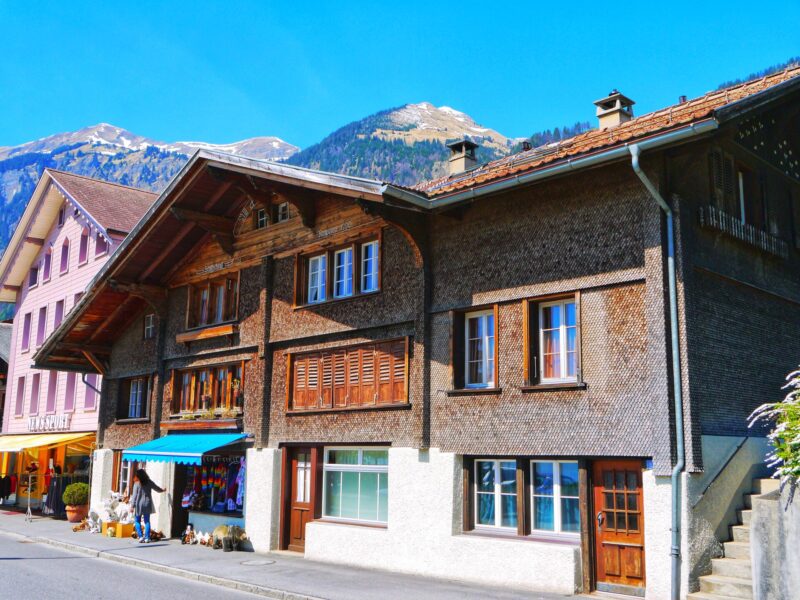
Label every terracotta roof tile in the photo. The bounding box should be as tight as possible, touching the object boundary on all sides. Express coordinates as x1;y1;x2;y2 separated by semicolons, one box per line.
417;66;800;197
47;170;157;233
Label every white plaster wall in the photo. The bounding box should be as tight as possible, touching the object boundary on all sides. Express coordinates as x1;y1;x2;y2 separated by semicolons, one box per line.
244;447;281;552
305;448;581;595
90;448;114;512
146;460;174;537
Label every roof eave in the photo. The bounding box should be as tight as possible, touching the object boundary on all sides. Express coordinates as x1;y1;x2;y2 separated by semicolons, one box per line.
715;74;800;122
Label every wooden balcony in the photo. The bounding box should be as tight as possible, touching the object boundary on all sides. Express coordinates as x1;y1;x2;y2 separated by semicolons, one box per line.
699;205;789;258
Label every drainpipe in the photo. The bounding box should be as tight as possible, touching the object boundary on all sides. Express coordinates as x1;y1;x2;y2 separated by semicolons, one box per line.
629;144;685;600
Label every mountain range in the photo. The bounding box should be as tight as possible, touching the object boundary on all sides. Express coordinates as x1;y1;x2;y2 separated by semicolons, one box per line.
0;104;592;262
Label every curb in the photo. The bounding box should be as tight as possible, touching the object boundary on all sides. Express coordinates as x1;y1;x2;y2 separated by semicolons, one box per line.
1;528;324;600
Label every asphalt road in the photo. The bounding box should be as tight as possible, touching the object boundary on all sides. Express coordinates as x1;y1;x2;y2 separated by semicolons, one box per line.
0;532;262;600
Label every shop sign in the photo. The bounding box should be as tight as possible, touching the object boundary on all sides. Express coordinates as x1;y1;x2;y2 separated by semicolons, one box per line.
28;414;71;432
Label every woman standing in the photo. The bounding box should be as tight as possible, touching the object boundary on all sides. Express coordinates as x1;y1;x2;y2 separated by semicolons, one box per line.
130;468;164;543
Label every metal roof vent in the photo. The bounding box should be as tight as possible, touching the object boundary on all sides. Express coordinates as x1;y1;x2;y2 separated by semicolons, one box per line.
593;89;635;129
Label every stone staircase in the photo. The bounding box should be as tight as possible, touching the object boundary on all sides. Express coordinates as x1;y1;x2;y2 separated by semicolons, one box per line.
687;477;779;600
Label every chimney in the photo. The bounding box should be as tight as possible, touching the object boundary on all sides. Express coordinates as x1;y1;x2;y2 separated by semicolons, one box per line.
521;140;532;151
593;89;635;129
447;139;479;175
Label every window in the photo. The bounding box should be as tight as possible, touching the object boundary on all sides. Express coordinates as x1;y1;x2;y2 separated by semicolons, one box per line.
290;339;407;411
361;240;379;293
115;458;141;496
74;292;83;306
465;310;495;388
255;208;268;230
307;254;327;304
60;239;70;274
274;202;289;223
323;447;388;524
84;374;99;410
531;461;580;534
14;376;25;416
174;363;244;414
45;372;58;413
64;373;76;412
475;460;518;529
187;274;239;329
79;228;89;264
57;208;65;228
737;167;768;230
36;306;47;347
29;266;38;288
30;373;41;415
298;237;381;306
54;300;65;329
21;312;31;352
333;248;354;298
95;234;108;257
143;314;156;340
539;299;577;383
42;250;52;282
120;376;150;419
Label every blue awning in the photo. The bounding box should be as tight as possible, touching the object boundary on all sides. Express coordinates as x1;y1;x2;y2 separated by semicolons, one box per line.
122;433;248;465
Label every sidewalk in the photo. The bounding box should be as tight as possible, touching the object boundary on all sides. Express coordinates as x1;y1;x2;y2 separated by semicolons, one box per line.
0;511;568;600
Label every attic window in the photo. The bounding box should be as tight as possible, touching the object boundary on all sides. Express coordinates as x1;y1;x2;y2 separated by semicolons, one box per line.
274;202;289;223
78;228;89;264
95;234;108;257
60;239;70;274
255;208;268;230
42;250;52;282
29;266;38;288
57;208;65;228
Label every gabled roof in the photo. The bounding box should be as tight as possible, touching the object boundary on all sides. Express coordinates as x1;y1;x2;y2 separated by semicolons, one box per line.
0;170;157;303
415;65;800;199
48;170;157;234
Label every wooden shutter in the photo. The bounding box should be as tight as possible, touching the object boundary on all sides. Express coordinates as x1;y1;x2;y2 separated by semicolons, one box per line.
332;350;347;407
709;148;736;213
320;353;333;409
451;312;466;389
111;450;122;493
293;355;308;410
391;339;406;403
348;347;363;406
376;343;393;404
360;345;376;406
307;354;320;409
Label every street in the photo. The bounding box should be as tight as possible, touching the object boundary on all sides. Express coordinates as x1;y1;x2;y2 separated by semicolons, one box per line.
0;532;261;600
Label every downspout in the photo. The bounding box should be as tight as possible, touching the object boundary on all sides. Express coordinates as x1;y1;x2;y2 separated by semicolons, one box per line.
629;144;685;600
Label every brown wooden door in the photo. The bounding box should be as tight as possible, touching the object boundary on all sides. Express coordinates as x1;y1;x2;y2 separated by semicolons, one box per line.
593;460;646;595
286;447;314;552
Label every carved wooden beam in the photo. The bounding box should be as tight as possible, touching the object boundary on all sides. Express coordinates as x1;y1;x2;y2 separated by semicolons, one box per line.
2;285;20;292
108;280;168;313
87;295;133;344
24;237;45;246
206;165;231;183
81;350;108;376
170;206;235;256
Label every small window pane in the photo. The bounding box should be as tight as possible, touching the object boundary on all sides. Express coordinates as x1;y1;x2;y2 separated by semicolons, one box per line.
605;511;616;529
477;461;495;492
534;496;554;530
616;471;626;490
325;471;342;516
500;462;517;494
627;493;638;511
542;304;561;329
533;462;554;495
477;493;495;526
627;513;639;532
378;473;388;522
603;470;613;490
627;471;638;491
565;302;576;326
604;492;615;509
362;450;388;465
328;449;359;465
340;472;359;519
561;498;580;532
359;472;379;521
560;463;579;497
616;493;626;510
501;494;518;528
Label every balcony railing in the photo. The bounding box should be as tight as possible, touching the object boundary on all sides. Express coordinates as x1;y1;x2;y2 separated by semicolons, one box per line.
699;205;789;258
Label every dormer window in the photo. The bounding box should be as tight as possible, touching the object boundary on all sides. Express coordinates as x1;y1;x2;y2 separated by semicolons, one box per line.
187;273;239;329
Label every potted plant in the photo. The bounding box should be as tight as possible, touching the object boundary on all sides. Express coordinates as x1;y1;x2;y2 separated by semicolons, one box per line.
62;482;90;523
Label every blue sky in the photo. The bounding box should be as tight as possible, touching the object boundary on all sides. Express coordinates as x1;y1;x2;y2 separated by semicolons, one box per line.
1;1;798;149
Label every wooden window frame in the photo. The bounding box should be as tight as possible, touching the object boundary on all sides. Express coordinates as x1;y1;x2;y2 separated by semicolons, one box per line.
171;361;245;415
42;250;52;282
523;293;583;389
450;305;499;392
287;337;409;413
36;306;47;348
57;208;65;228
185;271;240;331
78;228;89;265
531;460;581;538
294;234;381;308
321;446;389;525
14;376;25;416
60;239;70;275
360;239;380;294
28;266;38;289
21;312;32;353
332;247;354;299
274;202;290;223
64;372;77;413
29;373;41;415
118;376;152;420
254;207;268;230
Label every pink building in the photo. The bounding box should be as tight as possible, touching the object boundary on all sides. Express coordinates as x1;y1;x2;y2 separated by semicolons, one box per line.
0;170;154;509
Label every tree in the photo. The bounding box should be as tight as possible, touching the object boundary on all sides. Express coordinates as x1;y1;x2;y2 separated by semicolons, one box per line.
749;367;800;502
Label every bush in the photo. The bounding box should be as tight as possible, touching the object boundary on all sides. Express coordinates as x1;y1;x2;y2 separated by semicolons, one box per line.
62;482;90;506
749;368;800;502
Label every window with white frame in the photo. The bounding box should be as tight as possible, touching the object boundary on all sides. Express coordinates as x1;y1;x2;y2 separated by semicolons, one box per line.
307;254;327;304
57;208;65;228
474;459;517;529
127;378;145;418
531;461;580;534
333;248;354;298
465;310;495;388
361;240;379;293
29;266;38;288
323;447;388;523
539;298;577;383
255;208;267;230
143;314;156;339
275;202;289;223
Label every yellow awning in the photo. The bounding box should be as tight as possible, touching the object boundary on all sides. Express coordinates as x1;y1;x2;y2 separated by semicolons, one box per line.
0;432;95;453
